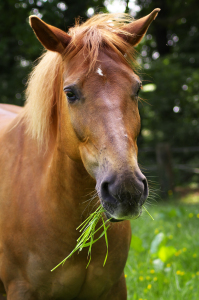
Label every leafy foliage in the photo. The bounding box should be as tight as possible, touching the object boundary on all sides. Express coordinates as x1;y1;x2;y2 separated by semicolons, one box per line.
134;0;199;187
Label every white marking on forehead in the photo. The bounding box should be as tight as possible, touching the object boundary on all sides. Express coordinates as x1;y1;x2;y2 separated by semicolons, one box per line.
96;67;104;77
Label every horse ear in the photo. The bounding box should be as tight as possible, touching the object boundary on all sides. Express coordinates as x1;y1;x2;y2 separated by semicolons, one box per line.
29;16;71;54
120;8;160;46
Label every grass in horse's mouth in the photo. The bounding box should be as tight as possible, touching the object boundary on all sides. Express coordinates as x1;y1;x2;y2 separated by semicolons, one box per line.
143;206;154;221
51;205;154;271
51;205;110;271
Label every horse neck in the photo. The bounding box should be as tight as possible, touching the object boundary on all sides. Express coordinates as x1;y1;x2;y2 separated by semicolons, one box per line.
45;104;96;225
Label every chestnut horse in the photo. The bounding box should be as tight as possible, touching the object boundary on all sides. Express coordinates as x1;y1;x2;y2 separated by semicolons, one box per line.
0;9;159;300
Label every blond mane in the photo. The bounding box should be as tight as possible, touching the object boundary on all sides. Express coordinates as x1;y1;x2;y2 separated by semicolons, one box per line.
24;51;63;147
24;13;137;147
65;13;136;71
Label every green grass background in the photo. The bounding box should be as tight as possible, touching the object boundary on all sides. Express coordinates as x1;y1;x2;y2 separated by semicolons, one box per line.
125;192;199;300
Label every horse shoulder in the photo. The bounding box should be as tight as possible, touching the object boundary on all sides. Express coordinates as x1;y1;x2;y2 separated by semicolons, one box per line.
0;104;23;133
0;104;23;115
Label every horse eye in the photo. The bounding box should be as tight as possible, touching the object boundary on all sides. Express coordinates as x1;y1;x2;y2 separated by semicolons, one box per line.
65;89;77;103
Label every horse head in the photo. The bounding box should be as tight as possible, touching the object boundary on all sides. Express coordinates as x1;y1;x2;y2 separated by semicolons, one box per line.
30;9;160;222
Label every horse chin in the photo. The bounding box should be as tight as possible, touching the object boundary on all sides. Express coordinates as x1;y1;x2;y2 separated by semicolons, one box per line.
104;206;142;223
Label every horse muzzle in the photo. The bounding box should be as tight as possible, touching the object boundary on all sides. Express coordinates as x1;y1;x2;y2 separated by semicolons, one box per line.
97;170;148;222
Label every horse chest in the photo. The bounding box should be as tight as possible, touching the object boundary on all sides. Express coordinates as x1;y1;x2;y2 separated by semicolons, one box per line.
51;265;109;299
28;260;117;300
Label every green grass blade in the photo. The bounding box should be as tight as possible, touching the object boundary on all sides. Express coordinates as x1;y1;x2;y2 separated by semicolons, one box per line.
102;217;109;266
143;205;154;220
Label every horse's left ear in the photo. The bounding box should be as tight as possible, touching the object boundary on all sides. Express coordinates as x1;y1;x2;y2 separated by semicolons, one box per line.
29;16;71;54
120;8;160;46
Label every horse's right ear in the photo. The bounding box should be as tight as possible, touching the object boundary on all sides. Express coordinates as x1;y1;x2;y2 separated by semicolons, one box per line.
29;16;71;54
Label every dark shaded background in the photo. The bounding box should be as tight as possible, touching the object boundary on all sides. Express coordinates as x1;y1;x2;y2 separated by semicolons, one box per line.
0;0;198;195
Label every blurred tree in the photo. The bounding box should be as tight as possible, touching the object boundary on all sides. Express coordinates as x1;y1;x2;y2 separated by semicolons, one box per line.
133;0;199;186
0;0;105;106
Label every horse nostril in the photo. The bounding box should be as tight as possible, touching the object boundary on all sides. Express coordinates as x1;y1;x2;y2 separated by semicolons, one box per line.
101;181;109;199
100;180;118;208
142;177;148;202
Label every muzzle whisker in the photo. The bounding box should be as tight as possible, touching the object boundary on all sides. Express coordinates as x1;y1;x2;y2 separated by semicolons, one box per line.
81;190;99;218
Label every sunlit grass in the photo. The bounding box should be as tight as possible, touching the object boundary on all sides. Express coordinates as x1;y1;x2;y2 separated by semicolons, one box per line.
125;199;199;300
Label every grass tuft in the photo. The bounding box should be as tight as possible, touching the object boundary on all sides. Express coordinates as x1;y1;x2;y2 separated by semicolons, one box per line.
51;205;110;271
